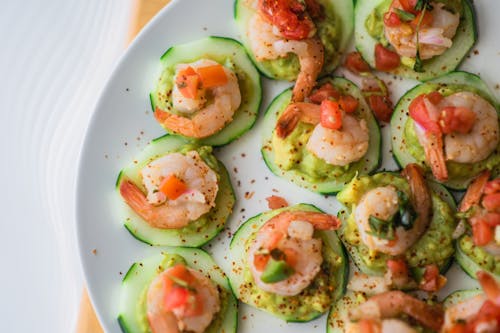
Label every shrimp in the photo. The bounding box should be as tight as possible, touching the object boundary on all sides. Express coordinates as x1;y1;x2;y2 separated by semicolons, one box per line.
274;101;370;166
247;12;324;102
458;170;491;213
348;291;444;332
119;151;218;229
384;1;460;59
247;211;340;296
147;265;220;333
355;164;431;255
442;294;488;332
155;59;241;138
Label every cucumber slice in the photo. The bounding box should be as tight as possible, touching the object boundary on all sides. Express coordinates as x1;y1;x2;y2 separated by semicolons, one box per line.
228;204;348;322
116;135;235;246
355;0;477;81
150;36;261;146
443;289;482;308
234;0;353;80
261;77;381;194
118;248;238;333
336;172;457;277
455;235;500;280
327;291;366;333
391;71;500;190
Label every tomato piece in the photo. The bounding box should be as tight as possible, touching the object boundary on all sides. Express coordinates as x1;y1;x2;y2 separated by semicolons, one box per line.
160;175;187;200
253;253;270;272
387;259;409;276
176;66;200;99
344;52;371;74
196;64;228;88
399;0;418;13
483;193;500;212
439;106;476;134
473;219;494;246
485;179;500;195
409;94;441;134
367;95;393;122
164;286;190;311
374;44;401;71
384;11;402;27
426;91;444;105
484;213;500;227
320;100;342;130
420;264;445;292
259;0;314;40
266;195;289;210
411;10;433;28
339;95;359;113
309;83;341;104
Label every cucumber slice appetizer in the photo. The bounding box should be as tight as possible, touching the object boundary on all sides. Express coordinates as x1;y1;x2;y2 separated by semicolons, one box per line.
116;135;235;246
336;172;457;277
228;204;348;322
355;0;477;81
118;248;238;333
391;71;500;190
150;36;261;146
234;0;354;80
456;235;500;279
261;77;381;194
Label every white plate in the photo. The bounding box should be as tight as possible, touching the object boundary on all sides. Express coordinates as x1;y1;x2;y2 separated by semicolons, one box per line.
77;0;500;332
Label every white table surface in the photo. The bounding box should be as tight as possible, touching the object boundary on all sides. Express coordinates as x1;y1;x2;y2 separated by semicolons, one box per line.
2;1;500;332
0;1;132;331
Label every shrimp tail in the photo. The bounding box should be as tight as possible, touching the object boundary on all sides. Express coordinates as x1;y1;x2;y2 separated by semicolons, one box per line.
275;102;321;138
424;132;448;181
291;38;324;102
459;170;491;212
155;107;199;138
120;180;154;222
401;163;432;231
477;271;500;306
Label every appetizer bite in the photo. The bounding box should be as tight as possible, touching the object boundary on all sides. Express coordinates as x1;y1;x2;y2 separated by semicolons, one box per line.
234;0;354;101
116;135;235;246
442;271;500;333
337;164;456;290
118;248;237;333
151;37;261;146
455;170;500;278
261;77;381;194
228;204;348;322
391;71;500;190
354;0;477;80
328;290;444;332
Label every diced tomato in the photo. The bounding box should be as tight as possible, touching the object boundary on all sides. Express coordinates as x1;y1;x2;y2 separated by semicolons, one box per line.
367;95;393;122
320;100;342;130
484;213;500;227
387;259;409;276
439;106;476;134
411;10;434;28
426;91;443;105
384;11;402;27
485;179;500;195
420;264;445;292
374;44;401;71
259;0;314;40
160;175;187;200
409;94;441;134
266;195;289;210
164;287;189;311
344;52;371;74
176;66;199;99
196;64;228;88
339;95;359;113
254;253;270;272
483;193;500;212
473;219;494;246
309;83;341;104
399;0;418;13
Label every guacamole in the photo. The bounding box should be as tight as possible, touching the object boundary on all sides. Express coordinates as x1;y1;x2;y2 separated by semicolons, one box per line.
135;254;230;333
337;173;456;275
458;235;500;276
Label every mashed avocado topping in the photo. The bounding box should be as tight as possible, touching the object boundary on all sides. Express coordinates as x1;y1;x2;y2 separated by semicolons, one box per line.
258;0;341;79
337;173;456;274
136;254;230;333
459;235;500;276
402;84;500;182
241;231;345;321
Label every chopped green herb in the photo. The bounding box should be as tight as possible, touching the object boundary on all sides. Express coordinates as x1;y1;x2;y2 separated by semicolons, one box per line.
415;0;433;11
168;275;197;292
368;215;396;240
394;8;416;21
414;50;424;72
270;248;286;261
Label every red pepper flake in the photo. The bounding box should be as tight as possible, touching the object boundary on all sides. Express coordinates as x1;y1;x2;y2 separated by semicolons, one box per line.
244;191;255;199
91;249;97;255
266;195;289;210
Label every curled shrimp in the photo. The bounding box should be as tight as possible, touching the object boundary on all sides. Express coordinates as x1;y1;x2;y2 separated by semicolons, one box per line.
247;210;340;296
119;151;218;229
384;0;460;59
274;101;370;166
155;59;241;138
147;265;220;333
348;291;444;332
355;164;431;255
247;12;324;102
